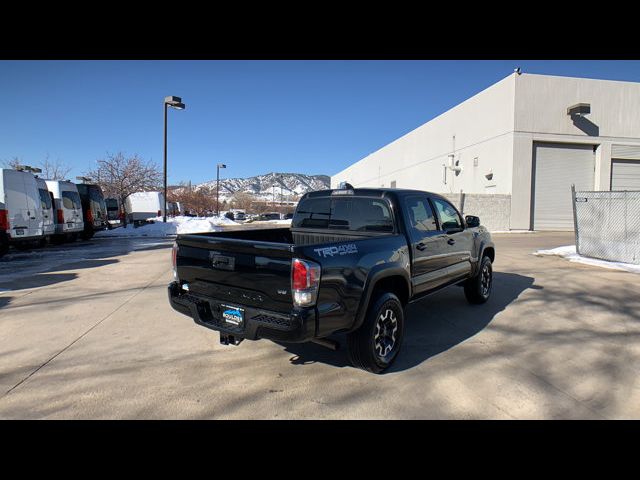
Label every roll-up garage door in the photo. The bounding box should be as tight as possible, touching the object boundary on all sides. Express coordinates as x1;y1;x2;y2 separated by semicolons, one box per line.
533;142;595;231
611;160;640;190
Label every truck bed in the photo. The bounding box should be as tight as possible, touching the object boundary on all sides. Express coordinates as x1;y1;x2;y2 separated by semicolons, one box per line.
180;226;380;247
174;227;395;321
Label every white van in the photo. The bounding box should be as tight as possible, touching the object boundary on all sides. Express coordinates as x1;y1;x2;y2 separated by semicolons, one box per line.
0;168;45;255
35;177;55;241
125;191;165;224
45;180;84;243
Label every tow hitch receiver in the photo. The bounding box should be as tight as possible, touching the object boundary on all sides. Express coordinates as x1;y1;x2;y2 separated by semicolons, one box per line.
220;333;243;346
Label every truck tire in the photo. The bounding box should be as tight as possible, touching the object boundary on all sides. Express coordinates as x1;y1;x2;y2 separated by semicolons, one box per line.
464;255;493;304
0;242;7;257
347;292;405;374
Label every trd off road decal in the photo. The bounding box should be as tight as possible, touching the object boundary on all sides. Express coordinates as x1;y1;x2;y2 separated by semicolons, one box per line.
313;243;358;258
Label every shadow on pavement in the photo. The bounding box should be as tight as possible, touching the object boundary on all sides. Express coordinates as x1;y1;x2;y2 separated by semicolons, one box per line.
0;238;172;289
0;273;79;292
278;272;535;373
0;296;12;309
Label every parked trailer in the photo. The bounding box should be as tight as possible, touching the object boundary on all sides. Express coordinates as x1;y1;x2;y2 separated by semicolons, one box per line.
125;192;165;225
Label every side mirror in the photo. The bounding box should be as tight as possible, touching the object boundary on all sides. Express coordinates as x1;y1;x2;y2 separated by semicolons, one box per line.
465;215;480;228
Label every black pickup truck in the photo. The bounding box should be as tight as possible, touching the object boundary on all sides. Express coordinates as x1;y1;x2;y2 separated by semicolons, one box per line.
169;186;495;373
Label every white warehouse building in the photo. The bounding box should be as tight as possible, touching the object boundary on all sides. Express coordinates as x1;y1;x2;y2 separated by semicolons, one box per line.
331;73;640;231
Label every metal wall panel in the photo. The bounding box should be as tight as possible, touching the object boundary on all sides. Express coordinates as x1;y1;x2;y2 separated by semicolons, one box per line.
611;144;640;160
611;159;640;190
533;142;595;231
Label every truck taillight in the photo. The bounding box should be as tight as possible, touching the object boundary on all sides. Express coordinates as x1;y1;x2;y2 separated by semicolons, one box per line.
57;209;64;224
291;258;321;307
158;210;162;218
87;208;94;224
0;209;8;232
172;242;179;281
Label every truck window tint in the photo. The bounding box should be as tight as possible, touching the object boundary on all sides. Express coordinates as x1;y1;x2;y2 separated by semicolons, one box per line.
293;197;393;232
62;191;81;210
432;197;462;230
405;197;437;233
39;189;52;210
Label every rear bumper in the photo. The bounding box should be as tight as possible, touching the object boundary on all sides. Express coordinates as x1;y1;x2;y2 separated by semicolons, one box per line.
6;231;43;242
168;281;317;343
90;222;108;232
55;224;84;235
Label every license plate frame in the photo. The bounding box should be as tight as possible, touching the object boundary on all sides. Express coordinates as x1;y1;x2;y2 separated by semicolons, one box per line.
220;304;245;327
15;228;24;236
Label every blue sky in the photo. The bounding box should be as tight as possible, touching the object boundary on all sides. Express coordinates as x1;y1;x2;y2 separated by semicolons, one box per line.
2;60;640;184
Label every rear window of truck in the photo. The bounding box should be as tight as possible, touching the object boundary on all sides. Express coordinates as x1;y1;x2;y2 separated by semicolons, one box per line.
293;196;394;232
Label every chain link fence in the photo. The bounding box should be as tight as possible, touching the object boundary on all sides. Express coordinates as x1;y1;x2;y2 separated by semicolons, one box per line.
572;186;640;264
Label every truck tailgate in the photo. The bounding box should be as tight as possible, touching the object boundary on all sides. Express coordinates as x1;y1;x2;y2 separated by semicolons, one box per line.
176;234;295;313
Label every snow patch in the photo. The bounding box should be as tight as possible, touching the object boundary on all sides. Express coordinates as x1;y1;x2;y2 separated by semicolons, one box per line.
534;245;640;273
95;215;238;238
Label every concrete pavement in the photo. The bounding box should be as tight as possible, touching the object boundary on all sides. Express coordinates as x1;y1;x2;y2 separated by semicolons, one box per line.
0;232;639;419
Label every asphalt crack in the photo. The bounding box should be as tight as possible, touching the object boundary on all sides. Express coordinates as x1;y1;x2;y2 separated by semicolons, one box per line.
0;268;171;399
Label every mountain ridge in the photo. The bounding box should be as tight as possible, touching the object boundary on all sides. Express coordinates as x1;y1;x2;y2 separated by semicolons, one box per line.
195;172;330;199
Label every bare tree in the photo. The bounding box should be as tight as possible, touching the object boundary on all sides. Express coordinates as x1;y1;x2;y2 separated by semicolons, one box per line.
1;156;23;169
39;154;72;180
84;152;162;216
168;183;217;216
228;191;256;211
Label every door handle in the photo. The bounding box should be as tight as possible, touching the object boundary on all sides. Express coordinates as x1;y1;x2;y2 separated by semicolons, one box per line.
416;242;427;251
447;238;456;245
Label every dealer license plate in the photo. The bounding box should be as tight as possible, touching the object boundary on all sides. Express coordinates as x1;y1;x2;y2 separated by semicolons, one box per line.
221;304;244;326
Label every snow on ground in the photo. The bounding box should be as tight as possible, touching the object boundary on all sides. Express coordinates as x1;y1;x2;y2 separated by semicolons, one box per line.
252;219;291;225
534;245;640;274
95;215;238;238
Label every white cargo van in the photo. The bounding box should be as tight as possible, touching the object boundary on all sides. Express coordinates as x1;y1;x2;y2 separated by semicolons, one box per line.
0;168;45;255
125;191;165;225
35;177;55;241
45;180;84;243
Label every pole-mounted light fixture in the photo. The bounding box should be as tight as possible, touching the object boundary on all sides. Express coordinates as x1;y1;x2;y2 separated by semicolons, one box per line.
567;103;590;118
163;96;186;222
216;163;227;216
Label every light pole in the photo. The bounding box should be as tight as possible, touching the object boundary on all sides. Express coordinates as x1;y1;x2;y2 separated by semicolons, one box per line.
163;95;185;223
216;163;226;216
